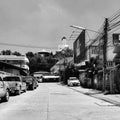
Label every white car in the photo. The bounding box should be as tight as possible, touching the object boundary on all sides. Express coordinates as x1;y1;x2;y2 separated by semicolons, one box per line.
0;77;10;102
3;76;27;95
67;77;80;86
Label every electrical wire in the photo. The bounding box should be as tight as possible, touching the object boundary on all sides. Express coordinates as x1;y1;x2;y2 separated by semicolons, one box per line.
109;9;120;22
0;42;58;50
69;9;120;61
109;22;120;30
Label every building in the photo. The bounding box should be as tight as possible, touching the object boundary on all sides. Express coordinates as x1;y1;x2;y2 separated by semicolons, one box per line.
50;57;73;74
0;61;28;76
0;55;29;70
58;37;69;51
73;30;86;64
89;45;99;58
37;52;51;57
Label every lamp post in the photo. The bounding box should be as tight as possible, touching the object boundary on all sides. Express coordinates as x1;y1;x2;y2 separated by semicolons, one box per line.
70;25;103;35
70;22;108;92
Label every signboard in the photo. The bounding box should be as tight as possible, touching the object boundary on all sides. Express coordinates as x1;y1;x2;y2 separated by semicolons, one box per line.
73;30;86;64
76;39;81;56
113;34;120;45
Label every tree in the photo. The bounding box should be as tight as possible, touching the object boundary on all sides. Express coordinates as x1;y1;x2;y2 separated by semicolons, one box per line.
1;50;6;55
12;51;22;56
26;52;34;58
64;48;73;57
1;50;12;55
54;48;73;60
6;50;12;55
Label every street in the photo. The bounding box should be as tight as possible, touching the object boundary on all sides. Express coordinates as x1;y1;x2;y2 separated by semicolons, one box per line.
0;83;120;120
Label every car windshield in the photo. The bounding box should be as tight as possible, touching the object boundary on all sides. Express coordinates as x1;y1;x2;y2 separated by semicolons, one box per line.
3;77;20;82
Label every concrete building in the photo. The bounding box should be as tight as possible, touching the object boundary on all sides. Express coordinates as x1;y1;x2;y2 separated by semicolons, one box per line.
0;61;28;76
0;55;29;70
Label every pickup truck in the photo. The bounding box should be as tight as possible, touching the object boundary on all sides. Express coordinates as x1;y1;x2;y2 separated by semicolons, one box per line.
0;77;10;102
3;76;27;95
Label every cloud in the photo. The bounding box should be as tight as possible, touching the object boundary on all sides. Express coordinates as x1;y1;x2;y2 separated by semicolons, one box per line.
0;0;120;54
0;0;73;53
0;0;40;30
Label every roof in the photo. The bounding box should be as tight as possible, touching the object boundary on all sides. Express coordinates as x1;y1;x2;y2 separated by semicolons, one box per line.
56;57;73;65
50;57;73;73
0;55;29;63
38;49;51;54
0;61;28;76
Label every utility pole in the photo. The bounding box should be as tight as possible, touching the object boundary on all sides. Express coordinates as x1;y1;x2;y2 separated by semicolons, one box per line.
103;18;108;92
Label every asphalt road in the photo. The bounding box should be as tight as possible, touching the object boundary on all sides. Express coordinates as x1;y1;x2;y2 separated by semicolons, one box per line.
0;83;120;120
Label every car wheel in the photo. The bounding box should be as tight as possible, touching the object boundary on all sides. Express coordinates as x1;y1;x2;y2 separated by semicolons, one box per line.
24;87;27;92
17;90;21;95
1;90;9;102
30;84;34;90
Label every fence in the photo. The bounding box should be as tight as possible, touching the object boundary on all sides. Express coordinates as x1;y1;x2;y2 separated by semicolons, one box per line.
96;66;120;94
95;70;103;90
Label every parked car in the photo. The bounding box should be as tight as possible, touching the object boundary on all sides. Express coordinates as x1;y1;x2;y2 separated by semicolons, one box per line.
0;76;10;102
33;71;49;83
3;76;27;95
22;76;37;90
35;76;42;83
32;77;39;88
67;77;80;86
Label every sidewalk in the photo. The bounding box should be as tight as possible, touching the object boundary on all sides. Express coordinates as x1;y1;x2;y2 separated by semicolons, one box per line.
69;86;120;106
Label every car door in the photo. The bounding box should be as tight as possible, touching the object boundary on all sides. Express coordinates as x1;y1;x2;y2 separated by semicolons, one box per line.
21;77;26;91
0;77;5;97
22;81;26;90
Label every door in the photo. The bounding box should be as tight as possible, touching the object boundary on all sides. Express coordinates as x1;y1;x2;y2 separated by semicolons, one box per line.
21;77;26;91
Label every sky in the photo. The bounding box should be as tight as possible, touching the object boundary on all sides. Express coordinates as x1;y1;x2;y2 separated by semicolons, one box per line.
0;0;120;54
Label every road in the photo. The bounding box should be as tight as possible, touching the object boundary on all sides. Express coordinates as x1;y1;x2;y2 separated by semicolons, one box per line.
0;83;120;120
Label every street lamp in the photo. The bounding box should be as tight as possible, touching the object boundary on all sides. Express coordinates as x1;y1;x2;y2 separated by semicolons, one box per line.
70;25;85;30
70;25;103;35
70;24;108;92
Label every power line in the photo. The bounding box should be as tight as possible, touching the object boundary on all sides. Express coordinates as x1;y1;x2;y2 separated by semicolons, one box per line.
0;42;58;50
109;9;120;22
109;21;120;30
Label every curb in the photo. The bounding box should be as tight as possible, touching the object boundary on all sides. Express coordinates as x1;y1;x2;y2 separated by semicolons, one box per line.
68;87;120;107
